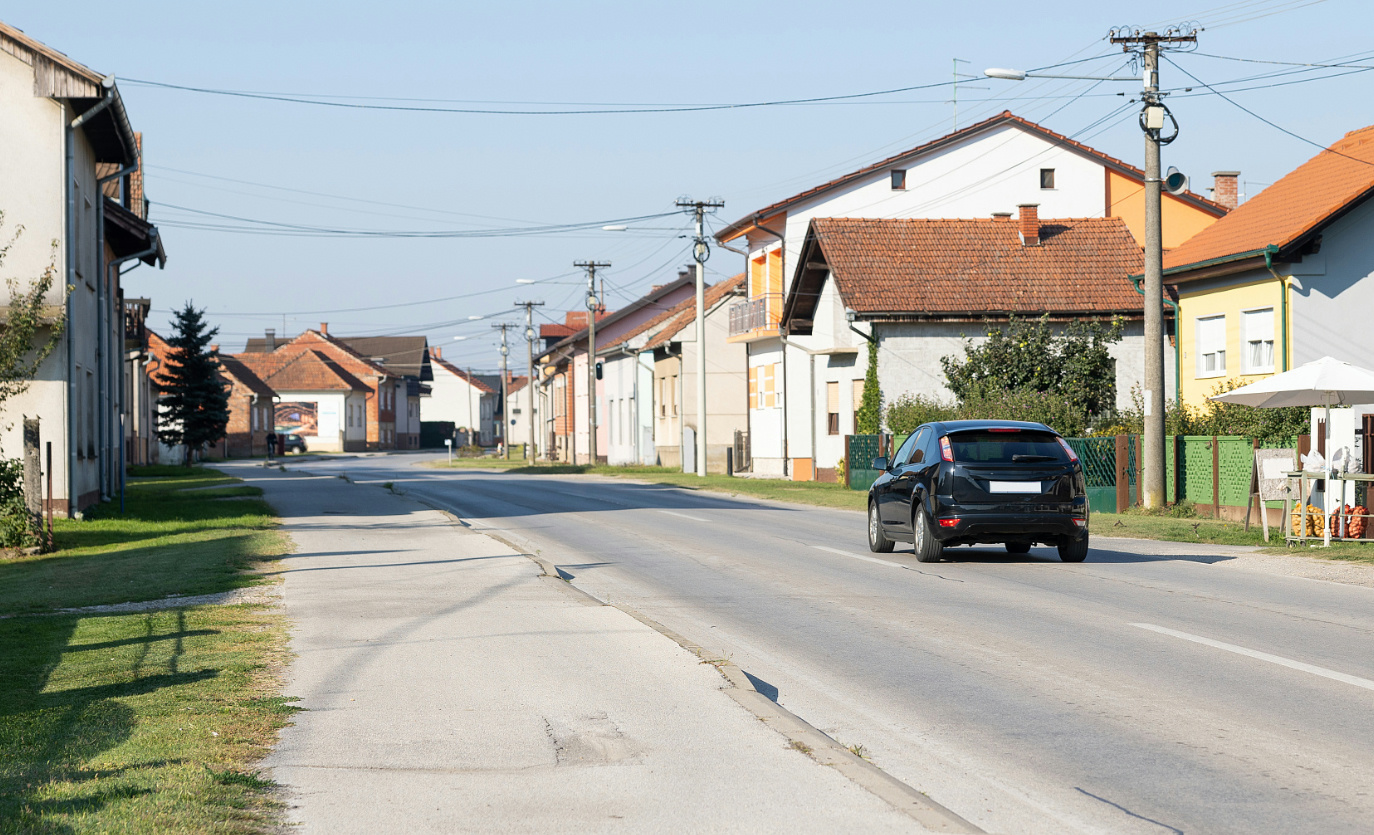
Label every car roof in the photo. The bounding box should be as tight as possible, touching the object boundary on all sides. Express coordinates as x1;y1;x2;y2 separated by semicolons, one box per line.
929;419;1057;433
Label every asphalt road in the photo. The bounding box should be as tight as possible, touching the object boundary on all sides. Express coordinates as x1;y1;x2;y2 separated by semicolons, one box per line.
294;454;1374;835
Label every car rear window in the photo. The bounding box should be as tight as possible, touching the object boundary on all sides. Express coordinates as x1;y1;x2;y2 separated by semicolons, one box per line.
947;430;1068;464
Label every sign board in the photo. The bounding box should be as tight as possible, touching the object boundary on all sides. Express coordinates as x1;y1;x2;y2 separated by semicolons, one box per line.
1255;448;1298;501
444;439;452;446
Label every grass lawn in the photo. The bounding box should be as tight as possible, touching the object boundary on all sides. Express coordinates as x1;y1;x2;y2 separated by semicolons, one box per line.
1093;509;1374;563
0;465;294;833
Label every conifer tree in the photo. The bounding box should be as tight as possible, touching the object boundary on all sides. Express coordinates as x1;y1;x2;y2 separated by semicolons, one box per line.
156;303;229;465
855;337;882;434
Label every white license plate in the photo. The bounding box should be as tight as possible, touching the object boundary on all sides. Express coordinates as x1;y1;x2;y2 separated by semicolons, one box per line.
989;481;1042;494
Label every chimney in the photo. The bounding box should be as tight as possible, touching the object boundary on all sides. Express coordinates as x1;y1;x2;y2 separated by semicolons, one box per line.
320;322;329;335
992;211;1012;222
432;346;441;359
1211;171;1240;210
265;328;276;351
1017;203;1040;246
210;344;220;353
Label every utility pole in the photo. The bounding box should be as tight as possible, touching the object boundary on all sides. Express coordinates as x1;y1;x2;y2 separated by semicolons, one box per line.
515;300;545;464
574;260;610;466
493;322;514;459
676;197;726;477
1111;26;1195;509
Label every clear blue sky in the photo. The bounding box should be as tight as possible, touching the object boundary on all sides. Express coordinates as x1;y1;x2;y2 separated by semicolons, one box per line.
9;0;1369;370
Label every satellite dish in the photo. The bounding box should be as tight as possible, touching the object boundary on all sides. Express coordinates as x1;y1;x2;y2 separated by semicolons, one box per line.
1164;166;1188;196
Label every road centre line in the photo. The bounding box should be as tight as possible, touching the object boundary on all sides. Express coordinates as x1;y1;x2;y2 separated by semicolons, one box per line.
657;509;710;522
811;545;908;570
1131;623;1374;692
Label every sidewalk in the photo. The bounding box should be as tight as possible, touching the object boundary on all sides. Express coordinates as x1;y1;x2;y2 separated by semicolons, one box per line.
228;464;919;833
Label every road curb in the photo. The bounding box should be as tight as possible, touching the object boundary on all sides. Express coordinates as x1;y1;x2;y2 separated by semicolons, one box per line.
410;490;981;832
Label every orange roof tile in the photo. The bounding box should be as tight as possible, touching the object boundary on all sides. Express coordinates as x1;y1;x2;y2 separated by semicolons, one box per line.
643;274;748;350
234;350;369;392
1163;124;1374;275
793;216;1144;318
217;355;276;399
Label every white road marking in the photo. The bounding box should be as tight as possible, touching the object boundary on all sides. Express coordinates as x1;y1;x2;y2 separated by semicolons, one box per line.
812;545;907;570
1132;622;1374;692
657;509;710;523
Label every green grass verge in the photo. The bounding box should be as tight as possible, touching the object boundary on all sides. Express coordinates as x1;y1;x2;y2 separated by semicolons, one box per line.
0;465;294;833
427;459;868;510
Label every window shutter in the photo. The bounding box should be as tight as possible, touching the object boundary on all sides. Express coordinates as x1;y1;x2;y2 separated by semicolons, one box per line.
826;381;839;413
748;367;758;410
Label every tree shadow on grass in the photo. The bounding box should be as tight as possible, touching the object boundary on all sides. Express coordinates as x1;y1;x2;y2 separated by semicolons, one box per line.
0;611;219;833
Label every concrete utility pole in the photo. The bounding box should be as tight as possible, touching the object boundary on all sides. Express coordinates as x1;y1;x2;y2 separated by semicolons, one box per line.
574;260;610;466
515;300;545;464
493;322;514;459
676;198;725;477
1111;25;1195;509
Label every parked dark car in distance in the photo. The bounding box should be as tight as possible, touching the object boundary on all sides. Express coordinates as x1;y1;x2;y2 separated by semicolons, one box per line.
867;419;1089;562
282;433;307;454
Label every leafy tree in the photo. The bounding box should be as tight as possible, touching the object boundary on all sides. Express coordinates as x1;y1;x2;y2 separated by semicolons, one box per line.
941;314;1124;422
156;304;229;465
855;338;882;434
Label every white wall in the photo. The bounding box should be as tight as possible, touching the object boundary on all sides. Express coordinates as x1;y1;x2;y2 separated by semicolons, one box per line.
423;364;495;444
1288;196;1374;369
272;390;360;452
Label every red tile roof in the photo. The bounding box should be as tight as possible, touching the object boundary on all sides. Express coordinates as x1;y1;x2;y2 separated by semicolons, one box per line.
145;330;175;387
794;216;1145;317
718;111;1226;242
234;350;369;392
218;355;276;399
643;274;748;350
1163;123;1374;275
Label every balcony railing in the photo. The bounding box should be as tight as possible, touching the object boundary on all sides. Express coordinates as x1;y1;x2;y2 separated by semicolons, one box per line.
124;298;149;349
729;298;768;336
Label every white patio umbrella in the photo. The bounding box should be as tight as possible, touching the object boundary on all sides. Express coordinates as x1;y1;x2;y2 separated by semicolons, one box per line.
1210;356;1374;545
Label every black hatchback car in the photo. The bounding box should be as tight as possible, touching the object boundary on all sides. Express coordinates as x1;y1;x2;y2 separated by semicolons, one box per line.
867;420;1089;562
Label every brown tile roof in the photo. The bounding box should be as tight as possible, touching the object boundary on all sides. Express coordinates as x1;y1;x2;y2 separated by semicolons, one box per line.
335;336;432;380
643;274;748;350
432;357;495;393
543;273;697;356
717;111;1226;242
273;330;391;378
217;355;276;399
1163;124;1374;275
506;375;530;394
794;217;1145;318
234;350;369;392
145;330;174;387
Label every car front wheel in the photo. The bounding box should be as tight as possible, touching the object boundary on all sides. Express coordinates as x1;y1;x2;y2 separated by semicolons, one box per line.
868;502;894;553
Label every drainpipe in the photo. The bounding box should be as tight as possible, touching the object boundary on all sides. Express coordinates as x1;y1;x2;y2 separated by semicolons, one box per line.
1131;277;1182;408
1263;245;1290;372
64;78;115;515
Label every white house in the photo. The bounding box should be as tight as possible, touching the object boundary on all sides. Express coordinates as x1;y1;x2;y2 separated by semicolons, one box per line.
714;110;1228;479
233;350;370;452
424;351;497;446
0;21;165;514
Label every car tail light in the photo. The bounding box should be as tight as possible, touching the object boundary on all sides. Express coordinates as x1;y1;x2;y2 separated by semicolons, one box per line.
939;436;954;462
987;427;1021;433
1056;437;1080;463
938;518;960;528
1073;518;1088;527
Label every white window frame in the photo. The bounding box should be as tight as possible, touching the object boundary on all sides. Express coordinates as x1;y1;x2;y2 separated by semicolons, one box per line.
1195;314;1227;379
1241;306;1276;375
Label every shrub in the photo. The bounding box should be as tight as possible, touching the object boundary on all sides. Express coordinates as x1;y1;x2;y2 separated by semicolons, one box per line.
884;389;1087;436
0;458;38;549
885;393;958;435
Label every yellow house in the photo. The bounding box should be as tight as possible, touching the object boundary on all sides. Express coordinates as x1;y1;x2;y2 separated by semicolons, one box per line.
1161;124;1374;409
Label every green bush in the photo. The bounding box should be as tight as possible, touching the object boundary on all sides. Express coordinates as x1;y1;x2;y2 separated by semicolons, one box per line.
885;393;958;434
884;389;1087;436
0;458;38;549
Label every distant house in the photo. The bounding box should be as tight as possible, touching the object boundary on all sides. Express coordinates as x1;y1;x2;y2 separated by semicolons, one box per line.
1161;123;1374;413
424;350;497;446
333;336;432;450
782;209;1150;479
716;110;1228;479
234;350;370;452
215;355;276;458
503;375;533;453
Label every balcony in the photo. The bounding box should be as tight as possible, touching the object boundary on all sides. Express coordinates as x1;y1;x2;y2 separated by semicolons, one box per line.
124;297;149;350
728;298;768;337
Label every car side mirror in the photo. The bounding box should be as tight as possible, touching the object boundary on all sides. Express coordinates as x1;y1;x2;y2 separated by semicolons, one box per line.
872;456;889;471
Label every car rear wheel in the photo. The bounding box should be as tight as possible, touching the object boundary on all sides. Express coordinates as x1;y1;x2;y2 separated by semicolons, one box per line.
1005;541;1031;555
868;502;894;553
913;506;942;563
1058;535;1089;563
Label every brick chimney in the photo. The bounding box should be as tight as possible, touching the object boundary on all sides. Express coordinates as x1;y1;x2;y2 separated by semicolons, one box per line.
210;344;219;353
320;322;329;335
1017;203;1040;246
432;346;442;359
1211;171;1240;210
992;211;1012;222
264;328;275;350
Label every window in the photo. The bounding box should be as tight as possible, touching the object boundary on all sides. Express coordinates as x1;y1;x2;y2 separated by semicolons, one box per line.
1242;307;1275;374
1195;315;1227;377
670;375;679;415
901;428;930;465
658;377;667;417
891;169;907;190
1039;168;1055;189
826;381;840;435
761;365;776;409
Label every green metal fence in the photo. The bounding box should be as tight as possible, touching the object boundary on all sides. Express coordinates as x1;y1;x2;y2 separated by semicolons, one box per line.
1065;437;1118;513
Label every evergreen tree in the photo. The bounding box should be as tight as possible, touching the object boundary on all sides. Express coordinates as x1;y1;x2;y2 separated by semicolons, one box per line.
855;337;882;434
156;303;229;465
